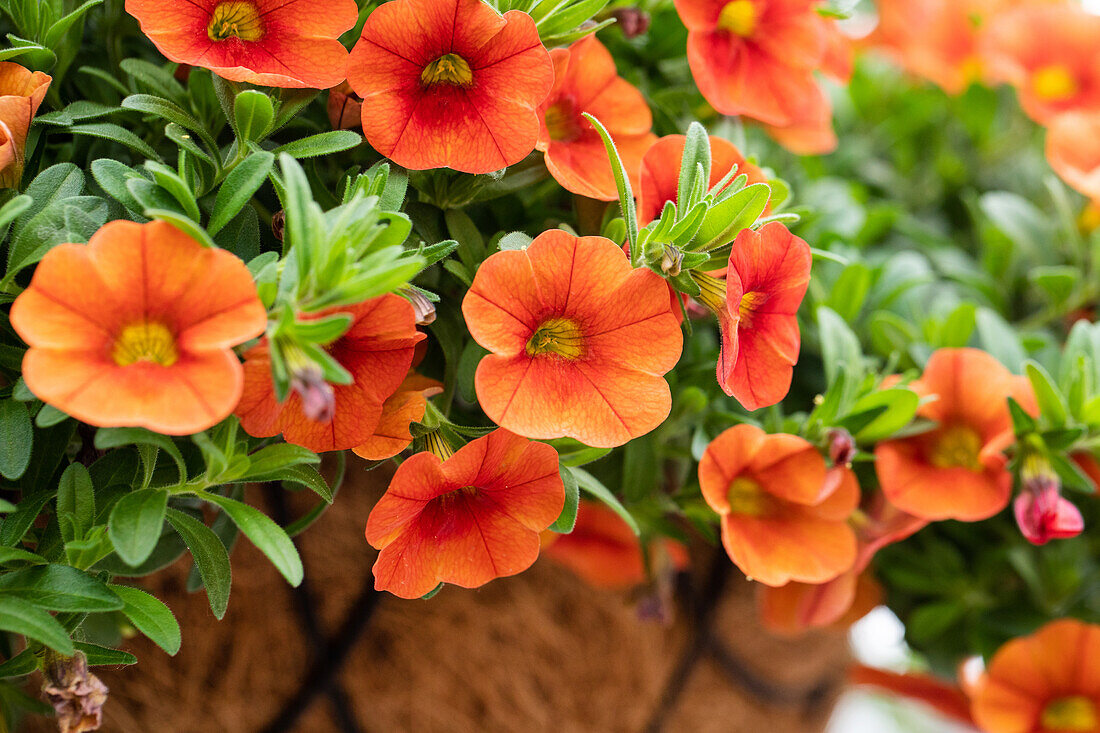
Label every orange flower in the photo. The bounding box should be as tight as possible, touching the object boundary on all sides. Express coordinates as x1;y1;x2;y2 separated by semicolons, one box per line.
125;0;357;89
535;35;656;201
352;372;443;461
637;133;769;225
983;4;1100;124
675;0;828;126
236;295;424;452
970;619;1100;733
875;348;1036;521
761;84;837;156
346;0;554;174
327;82;362;131
1047;112;1100;203
851;665;976;726
699;424;858;586
541;501;689;590
366;429;565;599
0;63;51;189
462;230;683;449
712;222;811;411
757;569;882;636
10;220;266;435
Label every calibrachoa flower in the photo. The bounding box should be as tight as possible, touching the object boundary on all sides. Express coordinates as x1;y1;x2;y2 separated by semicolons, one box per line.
462;230;683;449
1046;112;1100;202
366;429;565;599
875;348;1036;522
970;619;1100;733
327;82;363;131
0;62;51;189
706;222;812;411
541;502;689;590
637;133;769;226
699;424;858;586
983;4;1100;124
675;0;828;126
10;220;266;435
352;371;443;461
235;295;424;452
1014;457;1083;546
535;35;656;201
125;0;358;88
761;84;837;156
871;0;988;95
346;0;554;174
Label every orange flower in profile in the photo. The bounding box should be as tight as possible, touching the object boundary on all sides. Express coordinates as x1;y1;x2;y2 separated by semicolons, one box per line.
699;424;858;587
346;0;554;174
875;348;1036;521
125;0;357;88
710;222;812;411
10;220;266;435
462;230;683;449
327;82;363;131
352;371;443;461
236;295;424;452
366;429;565;599
675;0;828;126
970;619;1100;733
0;62;51;189
1046;112;1100;203
542;502;689;590
535;35;656;201
637;133;769;225
983;4;1100;124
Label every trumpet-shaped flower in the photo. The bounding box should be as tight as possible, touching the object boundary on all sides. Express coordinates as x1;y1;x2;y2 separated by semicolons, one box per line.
711;222;812;410
236;295;424;452
699;424;858;586
353;372;443;461
10;220;267;435
970;619;1100;733
875;348;1036;521
463;230;682;448
637;133;769;226
346;0;554;174
536;35;656;201
366;429;565;599
125;0;358;88
0;62;51;189
675;0;828;126
1046;112;1100;203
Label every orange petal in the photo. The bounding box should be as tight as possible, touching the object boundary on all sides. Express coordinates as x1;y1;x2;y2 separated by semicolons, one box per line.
720;508;857;586
757;570;858;636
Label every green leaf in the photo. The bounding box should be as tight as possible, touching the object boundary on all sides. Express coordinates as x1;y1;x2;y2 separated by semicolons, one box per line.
108;489;169;567
570;467;639;536
121;95;211;146
0;565;122;613
5;196;109;285
976;308;1026;372
74;641;137;667
57;463;95;542
273;130;361;159
110;585;181;655
242;464;332;504
233;90;275;142
34;405;69;428
0;648;37;678
0;400;32;481
817;306;864;397
0;548;47;567
694;183;770;250
583;113;638;261
0;490;56;547
1025;361;1068;428
825;262;871;324
13;164;83;239
68;123;163;162
94;428;187;483
199;492;303;586
208;151;274;236
165;509;231;619
0;597;73;655
549;465;579;534
848;388;921;443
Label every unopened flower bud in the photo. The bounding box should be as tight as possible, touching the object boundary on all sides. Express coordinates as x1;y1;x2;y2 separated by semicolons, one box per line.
1014;456;1083;545
828;428;856;467
661;246;684;277
290;364;336;423
327;82;363;131
42;652;108;733
271;211;286;242
402;288;437;326
611;8;651;38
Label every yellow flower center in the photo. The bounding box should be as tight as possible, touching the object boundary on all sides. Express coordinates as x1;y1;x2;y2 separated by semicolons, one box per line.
1041;696;1098;732
929;424;983;471
718;0;758;37
545;101;582;142
727;477;771;516
960;56;984;86
112;322;179;367
421;54;474;87
1033;64;1079;103
526;318;585;360
738;291;767;327
208;2;264;42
